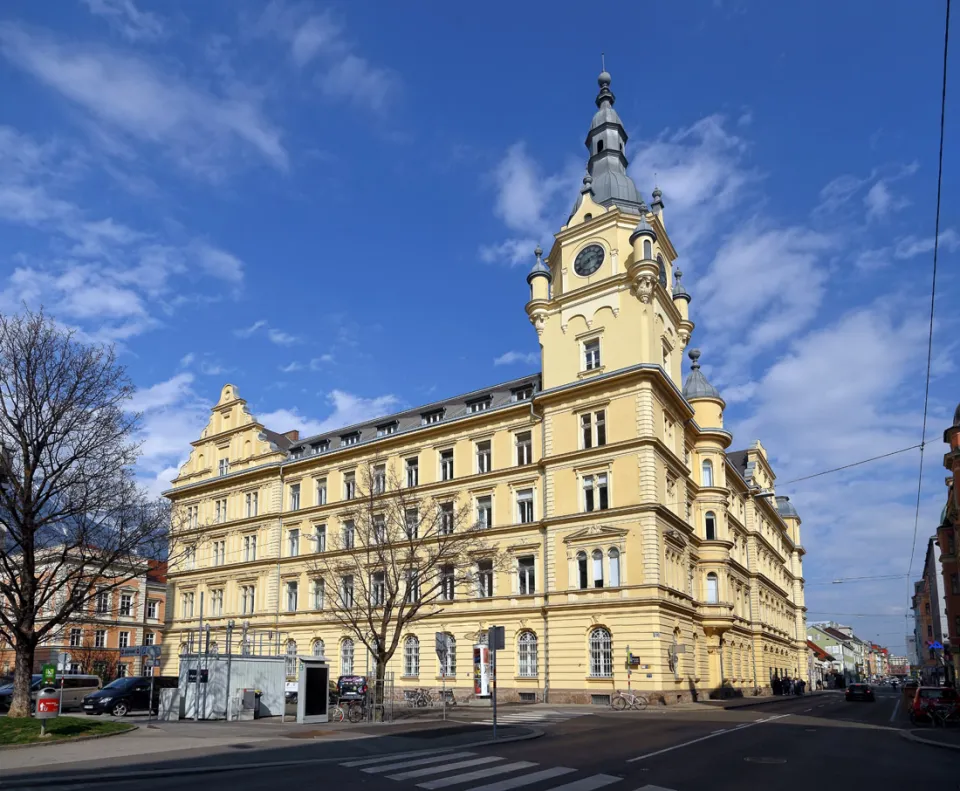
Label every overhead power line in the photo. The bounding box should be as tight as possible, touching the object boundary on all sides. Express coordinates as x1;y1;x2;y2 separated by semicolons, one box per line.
781;444;921;485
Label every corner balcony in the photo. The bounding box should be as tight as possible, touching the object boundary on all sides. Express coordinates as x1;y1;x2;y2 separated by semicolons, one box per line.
698;600;736;634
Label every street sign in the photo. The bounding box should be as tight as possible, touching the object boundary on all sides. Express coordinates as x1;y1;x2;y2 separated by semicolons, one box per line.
435;632;449;659
120;647;140;657
41;663;56;685
929;641;944;650
119;645;162;658
488;626;505;651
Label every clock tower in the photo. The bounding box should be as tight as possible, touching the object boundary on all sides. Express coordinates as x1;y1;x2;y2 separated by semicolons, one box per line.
525;70;693;391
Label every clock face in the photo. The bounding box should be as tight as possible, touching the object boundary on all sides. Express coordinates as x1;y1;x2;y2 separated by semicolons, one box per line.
574;244;605;276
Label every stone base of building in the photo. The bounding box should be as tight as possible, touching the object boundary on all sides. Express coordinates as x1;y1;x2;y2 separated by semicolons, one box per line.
421;684;773;706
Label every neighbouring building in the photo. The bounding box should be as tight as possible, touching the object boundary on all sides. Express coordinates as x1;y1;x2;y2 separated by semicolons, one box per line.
938;402;959;685
912;537;951;685
888;655;910;677
160;69;809;705
807;640;837;689
807;624;860;683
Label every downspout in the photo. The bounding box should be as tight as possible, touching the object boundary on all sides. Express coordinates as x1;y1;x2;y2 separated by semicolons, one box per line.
276;467;284;656
530;397;548;703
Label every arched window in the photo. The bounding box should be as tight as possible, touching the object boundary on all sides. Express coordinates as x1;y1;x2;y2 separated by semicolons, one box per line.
706;573;719;604
592;549;604;588
701;459;714;487
589;628;612;677
440;633;456;677
608;548;621;587
517;631;538;678
312;638;325;657
705;512;717;541
341;638;354;675
643;239;652;260
285;639;298;677
403;636;419;677
657;255;667;288
577;551;588;590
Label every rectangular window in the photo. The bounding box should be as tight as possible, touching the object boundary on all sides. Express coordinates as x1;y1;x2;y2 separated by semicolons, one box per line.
186;505;199;529
477;560;494;598
441;565;455;601
315;524;326;552
218;458;230;476
439;502;455;535
376;422;398;437
513;385;534;402
185;546;196;570
477;495;492;529
476;440;492;474
373;515;386;544
440;449;454;481
584;339;601;370
117;663;128;678
147;600;158;619
406;569;420;603
406;457;419;487
245;491;259;517
313;579;325;610
516;431;532;466
94;629;106;648
243;534;258;562
241;585;255;614
119;593;133;617
373;464;386;494
344;471;356;500
371;571;385;606
340;432;360;447
518;556;536;595
211;589;223;616
144;632;155;646
341;575;354;608
405;508;419;540
288;528;300;557
289;483;301;511
421;409;444;425
181;591;195;618
517;489;534;524
583;473;609;512
581;410;606;449
212;540;225;566
286;581;298;612
69;628;82;647
316;478;327;505
95;590;110;614
468;398;491;413
342;520;355;550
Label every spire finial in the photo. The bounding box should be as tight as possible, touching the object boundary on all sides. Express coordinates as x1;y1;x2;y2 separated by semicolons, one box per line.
534;245;543;263
688;348;702;370
581;172;593;193
601;52;606;72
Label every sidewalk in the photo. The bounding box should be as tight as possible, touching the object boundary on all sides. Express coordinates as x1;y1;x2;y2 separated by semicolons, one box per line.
900;727;960;752
696;690;835;710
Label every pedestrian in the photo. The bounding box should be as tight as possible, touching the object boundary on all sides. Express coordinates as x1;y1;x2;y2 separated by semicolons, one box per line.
772;675;781;695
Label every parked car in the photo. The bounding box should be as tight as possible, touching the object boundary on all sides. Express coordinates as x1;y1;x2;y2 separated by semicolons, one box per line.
909;686;959;724
336;675;368;701
845;683;875;702
83;676;178;717
0;674;101;712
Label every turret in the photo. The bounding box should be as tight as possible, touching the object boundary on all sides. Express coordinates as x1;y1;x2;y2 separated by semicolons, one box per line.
683;349;725;429
626;204;659;304
525;245;551;336
673;269;694;349
651;185;664;224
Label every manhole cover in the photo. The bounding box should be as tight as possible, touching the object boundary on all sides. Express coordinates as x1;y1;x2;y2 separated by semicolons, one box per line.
744;757;787;764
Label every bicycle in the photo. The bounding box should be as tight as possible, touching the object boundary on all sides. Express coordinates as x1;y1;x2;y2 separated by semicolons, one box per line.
330;704;345;723
611;690;648;711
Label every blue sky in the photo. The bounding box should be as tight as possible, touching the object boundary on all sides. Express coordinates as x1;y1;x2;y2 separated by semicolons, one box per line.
0;0;956;655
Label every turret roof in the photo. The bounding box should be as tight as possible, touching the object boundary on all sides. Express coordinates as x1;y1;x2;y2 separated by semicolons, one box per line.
682;349;722;401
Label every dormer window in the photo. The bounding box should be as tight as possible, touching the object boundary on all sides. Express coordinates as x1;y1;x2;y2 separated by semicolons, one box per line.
468;397;491;413
340;432;360;447
311;441;329;454
376;421;398;437
421;409;444;425
512;385;534;402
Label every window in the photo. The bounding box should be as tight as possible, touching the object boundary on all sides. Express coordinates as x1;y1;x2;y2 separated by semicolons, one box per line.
949;534;956;554
211;588;223;616
344;471;356;500
181;591;195;618
706;572;719;604
341;575;354;608
315;524;327;552
215;499;228;523
476;496;492;529
440;634;456;676
518;632;538;677
119;593;133;617
476;440;492;473
404;508;419;539
212;540;225;566
241;585;255;614
144;632;155;646
218;458;230;476
952;573;960;596
117;663;128;678
285;640;298;676
518;556;536;595
404;636;420;676
643;238;652;260
597;140;604;153
95;590;110;614
701;459;714;488
583;473;609;512
584;339;601;371
313;639;325;657
517;489;534;523
186;505;199;529
243;534;257;562
589;628;612;677
440;449;454;481
422;409;444;425
313;579;325;610
245;491;259;517
406;457;419;487
373;465;386;494
286;581;298;612
341;639;355;674
115;630;129;649
69;628;82;647
439;502;455;535
287;528;300;557
705;512;717;541
316;479;327;505
342;521;355;549
94;629;106;648
516;432;532;465
289;483;301;511
581;411;606;449
468;398;491;413
513;385;534;402
477;560;494;597
376;421;398;437
183;546;197;570
340;432;360;447
371;572;385;606
577;551;588;589
406;569;420;603
592;549;604;588
441;565;455;601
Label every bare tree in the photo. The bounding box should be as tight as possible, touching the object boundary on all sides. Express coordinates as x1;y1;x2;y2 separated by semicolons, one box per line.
71;631;118;680
306;461;503;695
0;310;171;717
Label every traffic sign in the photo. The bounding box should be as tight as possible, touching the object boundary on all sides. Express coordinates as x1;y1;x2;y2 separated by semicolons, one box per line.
119;645;162;658
41;663;56;685
929;641;944;650
435;632;450;660
488;626;505;651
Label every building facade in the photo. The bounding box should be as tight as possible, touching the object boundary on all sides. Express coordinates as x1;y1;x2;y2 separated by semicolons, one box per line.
938;403;959;684
161;70;808;704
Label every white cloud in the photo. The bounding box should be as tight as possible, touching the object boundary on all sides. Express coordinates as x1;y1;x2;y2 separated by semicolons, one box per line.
267;328;299;345
127;372;194;412
259;390;400;439
279;361;304;373
493;350;539;366
179;352;195;368
864;180;908;220
310;354;334;368
193;244;244;284
234;319;268;338
81;0;165;42
894;229;959;259
318;54;397;112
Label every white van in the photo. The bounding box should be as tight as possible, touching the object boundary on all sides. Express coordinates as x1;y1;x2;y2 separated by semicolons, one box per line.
0;673;101;711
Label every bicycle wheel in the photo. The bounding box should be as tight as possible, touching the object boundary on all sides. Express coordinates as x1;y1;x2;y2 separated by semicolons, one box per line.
348;704;364;723
330;706;344;723
632;696;648;711
611;695;627;711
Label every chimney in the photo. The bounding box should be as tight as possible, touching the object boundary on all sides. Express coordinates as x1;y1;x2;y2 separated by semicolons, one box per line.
283;430;300;442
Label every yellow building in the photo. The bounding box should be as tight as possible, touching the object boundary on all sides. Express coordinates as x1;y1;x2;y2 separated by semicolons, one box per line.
162;70;808;704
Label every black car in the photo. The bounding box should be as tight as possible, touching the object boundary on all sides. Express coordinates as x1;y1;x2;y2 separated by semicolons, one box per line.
845;683;875;702
336;675;368;702
83;676;177;717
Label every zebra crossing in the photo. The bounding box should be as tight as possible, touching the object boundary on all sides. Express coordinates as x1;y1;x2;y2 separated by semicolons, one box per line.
337;748;676;791
477;709;595;725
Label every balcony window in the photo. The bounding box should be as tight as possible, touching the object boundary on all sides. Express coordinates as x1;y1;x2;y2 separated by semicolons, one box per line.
706;572;719;604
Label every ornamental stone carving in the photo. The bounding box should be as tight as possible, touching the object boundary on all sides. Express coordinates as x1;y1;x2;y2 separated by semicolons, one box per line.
632;273;656;303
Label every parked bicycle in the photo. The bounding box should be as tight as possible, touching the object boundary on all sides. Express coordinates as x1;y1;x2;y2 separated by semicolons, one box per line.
611;690;648;711
404;688;432;708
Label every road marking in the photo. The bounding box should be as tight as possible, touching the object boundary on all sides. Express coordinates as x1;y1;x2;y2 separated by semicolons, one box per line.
545;775;623;791
803;708;812;712
634;785;679;791
362;752;476;773
388;757;505;780
889;697;901;723
463;766;576;791
343;749;449;767
627;714;790;762
710;728;727;734
418;762;539;789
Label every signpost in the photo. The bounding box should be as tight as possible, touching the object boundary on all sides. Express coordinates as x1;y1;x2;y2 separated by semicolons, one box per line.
488;626;505;740
435;633;449;721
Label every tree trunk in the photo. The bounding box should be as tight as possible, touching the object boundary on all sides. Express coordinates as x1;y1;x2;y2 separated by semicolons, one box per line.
8;640;36;718
376;652;388;709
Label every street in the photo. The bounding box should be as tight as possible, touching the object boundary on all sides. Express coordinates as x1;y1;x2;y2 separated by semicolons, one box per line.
5;689;956;791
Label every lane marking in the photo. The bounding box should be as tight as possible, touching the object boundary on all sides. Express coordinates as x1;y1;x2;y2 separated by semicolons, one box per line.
634;786;679;791
627;714;790;762
803;708;812;712
463;766;577;791
419;762;539;790
388;757;505;780
545;775;623;791
889;697;901;723
362;752;476;774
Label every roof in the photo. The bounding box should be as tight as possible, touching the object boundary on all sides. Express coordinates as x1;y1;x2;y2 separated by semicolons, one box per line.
682;349;722;401
775;495;800;519
260;428;295;452
282;373;542;458
822;627;854;644
147;560;168;584
726;450;748;478
807;641;833;662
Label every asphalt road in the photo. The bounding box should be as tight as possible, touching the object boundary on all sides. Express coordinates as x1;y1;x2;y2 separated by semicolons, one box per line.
7;690;957;791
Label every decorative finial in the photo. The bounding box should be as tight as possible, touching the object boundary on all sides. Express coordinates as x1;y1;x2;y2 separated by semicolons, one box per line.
675;269;683;282
581;172;593;193
638;199;649;213
688;348;702;369
601;52;606;72
534;245;543;262
653;185;662;199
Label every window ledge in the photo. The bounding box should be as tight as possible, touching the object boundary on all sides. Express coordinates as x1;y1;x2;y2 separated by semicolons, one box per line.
585;675;614;682
514;675;539;681
578;366;606;380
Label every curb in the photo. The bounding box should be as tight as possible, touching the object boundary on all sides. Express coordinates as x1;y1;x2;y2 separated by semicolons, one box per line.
0;724;138;752
899;728;960;752
716;692;834;710
0;726;544;788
